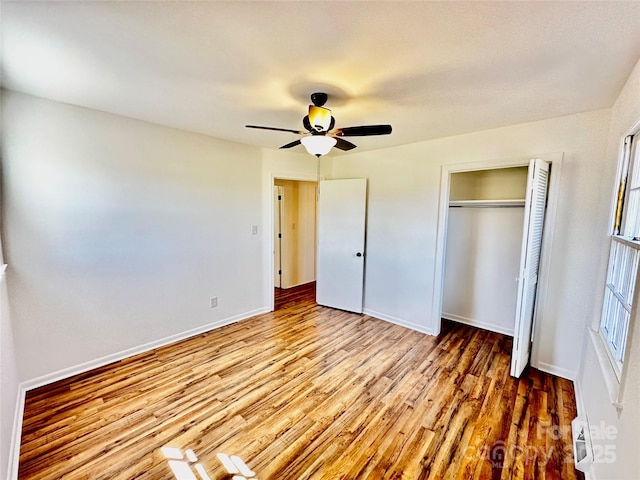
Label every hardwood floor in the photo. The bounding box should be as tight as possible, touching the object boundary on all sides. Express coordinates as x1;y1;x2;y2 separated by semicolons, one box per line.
19;283;582;480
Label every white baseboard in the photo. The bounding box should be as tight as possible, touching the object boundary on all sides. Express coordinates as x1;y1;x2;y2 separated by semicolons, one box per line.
571;379;597;480
6;387;26;480
280;280;315;289
363;308;435;336
573;378;586;418
441;312;514;337
7;306;270;480
583;467;595;480
534;360;577;381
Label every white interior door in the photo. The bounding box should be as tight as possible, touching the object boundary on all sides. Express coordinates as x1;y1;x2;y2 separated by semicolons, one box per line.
273;185;283;288
316;178;367;313
511;159;550;377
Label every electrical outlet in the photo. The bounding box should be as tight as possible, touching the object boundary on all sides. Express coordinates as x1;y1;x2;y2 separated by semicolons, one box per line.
251;225;258;235
210;296;218;308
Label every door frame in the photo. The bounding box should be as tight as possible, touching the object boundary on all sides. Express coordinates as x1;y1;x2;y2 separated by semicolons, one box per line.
432;152;563;371
265;173;318;312
274;185;284;288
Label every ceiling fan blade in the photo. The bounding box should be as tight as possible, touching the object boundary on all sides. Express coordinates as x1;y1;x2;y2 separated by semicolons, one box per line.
334;137;357;151
246;125;305;135
334;125;392;137
279;139;302;149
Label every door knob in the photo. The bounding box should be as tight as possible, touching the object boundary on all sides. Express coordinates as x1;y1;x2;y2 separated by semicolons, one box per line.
356;252;363;257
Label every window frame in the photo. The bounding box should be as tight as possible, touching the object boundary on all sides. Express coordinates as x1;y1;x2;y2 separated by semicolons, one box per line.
595;128;640;408
621;136;640;239
599;236;639;379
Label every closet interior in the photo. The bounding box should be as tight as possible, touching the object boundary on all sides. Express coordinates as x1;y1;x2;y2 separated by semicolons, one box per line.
442;166;529;336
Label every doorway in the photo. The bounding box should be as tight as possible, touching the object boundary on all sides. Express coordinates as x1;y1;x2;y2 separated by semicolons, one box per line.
434;154;563;377
442;166;529;336
273;179;318;309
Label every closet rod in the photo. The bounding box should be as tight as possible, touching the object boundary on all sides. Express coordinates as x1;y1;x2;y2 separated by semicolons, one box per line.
449;205;524;208
448;199;525;208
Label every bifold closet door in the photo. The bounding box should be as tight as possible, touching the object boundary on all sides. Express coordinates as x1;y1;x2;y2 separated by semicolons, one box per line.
511;158;550;378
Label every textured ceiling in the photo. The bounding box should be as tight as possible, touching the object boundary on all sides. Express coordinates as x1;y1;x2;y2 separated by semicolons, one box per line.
2;1;640;154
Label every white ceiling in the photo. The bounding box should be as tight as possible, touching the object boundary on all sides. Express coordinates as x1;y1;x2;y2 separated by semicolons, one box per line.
2;1;640;154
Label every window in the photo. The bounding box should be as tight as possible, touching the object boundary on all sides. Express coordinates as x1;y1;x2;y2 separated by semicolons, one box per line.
600;134;640;379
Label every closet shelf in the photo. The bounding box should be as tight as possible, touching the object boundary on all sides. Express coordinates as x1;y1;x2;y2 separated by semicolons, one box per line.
449;199;525;208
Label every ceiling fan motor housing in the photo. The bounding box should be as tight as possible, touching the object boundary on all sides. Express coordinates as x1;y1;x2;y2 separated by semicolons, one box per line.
310;92;328;107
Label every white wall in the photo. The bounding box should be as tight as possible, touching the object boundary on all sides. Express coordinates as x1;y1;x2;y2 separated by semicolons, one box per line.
297;182;317;285
443;207;524;335
576;57;640;480
330;107;611;378
449;167;528;201
2;91;266;382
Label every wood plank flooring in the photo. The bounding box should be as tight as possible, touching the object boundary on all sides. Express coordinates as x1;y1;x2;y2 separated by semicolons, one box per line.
19;282;583;479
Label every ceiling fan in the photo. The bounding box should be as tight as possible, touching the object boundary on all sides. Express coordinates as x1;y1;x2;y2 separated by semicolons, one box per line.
246;92;392;157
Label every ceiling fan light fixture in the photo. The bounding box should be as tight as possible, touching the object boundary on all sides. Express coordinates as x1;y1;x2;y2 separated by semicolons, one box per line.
300;135;337;157
308;105;332;132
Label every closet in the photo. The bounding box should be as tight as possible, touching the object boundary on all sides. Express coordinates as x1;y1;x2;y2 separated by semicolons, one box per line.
440;159;552;377
442;166;528;336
